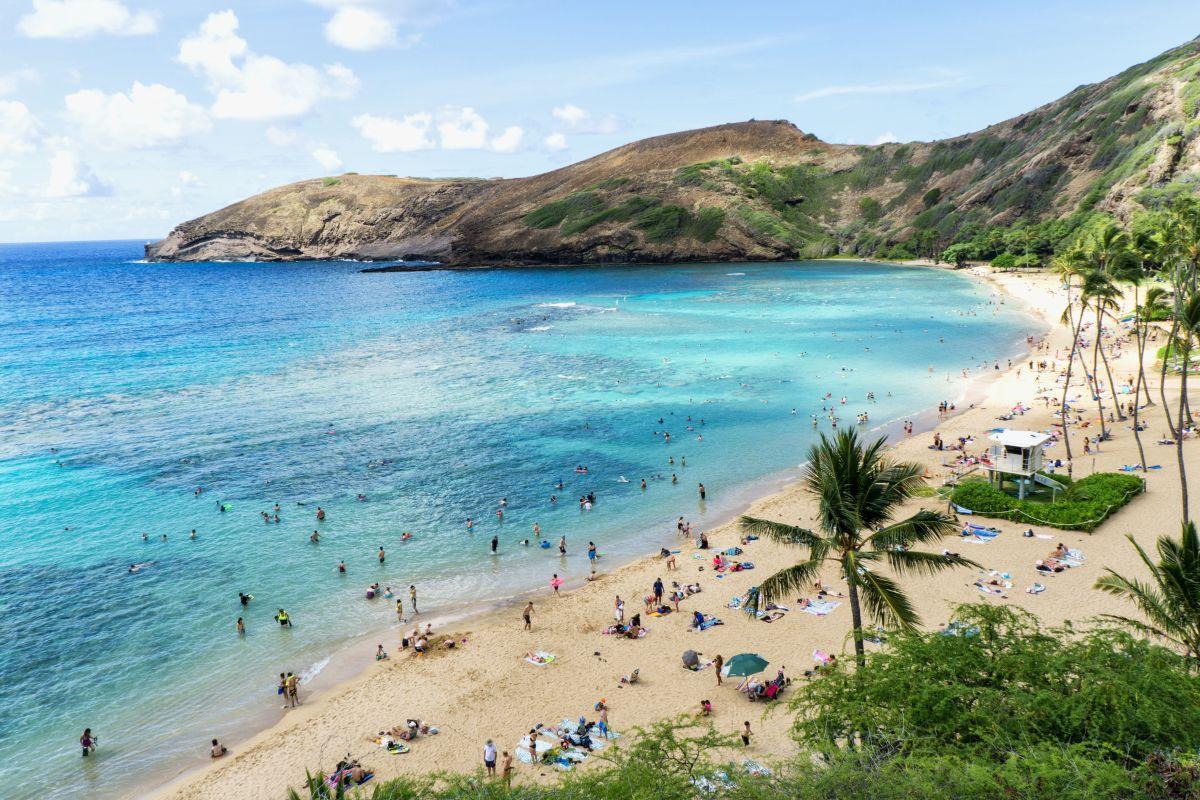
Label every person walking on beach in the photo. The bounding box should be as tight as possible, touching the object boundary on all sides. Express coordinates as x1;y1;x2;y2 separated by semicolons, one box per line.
551;573;562;595
653;577;664;605
80;728;96;757
286;672;300;707
500;750;513;785
483;739;497;777
714;654;724;686
523;601;534;631
396;597;405;623
614;595;625;623
409;585;418;614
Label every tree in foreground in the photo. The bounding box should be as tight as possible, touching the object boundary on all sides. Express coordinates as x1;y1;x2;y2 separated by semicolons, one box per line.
740;429;974;665
1095;521;1200;667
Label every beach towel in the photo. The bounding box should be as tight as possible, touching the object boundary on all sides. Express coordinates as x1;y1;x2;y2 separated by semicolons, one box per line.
812;649;835;665
515;737;553;764
1025;582;1046;595
1121;464;1161;471
801;600;841;616
975;582;1005;596
525;651;556;665
1060;549;1086;568
953;504;974;515
386;743;411;754
742;758;773;777
726;596;745;609
696;616;723;631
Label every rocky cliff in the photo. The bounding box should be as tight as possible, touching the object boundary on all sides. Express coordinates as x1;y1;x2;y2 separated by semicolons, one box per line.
147;36;1200;266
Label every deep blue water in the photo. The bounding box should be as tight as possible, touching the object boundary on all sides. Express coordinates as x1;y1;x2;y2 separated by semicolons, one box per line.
0;241;1035;798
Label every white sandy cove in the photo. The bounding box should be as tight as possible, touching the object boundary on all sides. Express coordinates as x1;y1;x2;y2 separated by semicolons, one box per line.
153;266;1188;800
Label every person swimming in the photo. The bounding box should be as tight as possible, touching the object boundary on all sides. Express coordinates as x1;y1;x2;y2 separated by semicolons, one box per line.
128;561;155;573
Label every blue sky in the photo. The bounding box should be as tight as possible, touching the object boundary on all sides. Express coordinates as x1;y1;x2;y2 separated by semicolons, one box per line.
1;0;1198;243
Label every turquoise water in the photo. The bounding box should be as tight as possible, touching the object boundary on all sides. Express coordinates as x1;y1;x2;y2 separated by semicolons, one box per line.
0;242;1035;799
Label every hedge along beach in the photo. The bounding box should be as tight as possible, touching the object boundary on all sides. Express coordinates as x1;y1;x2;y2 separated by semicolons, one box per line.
145;262;1182;800
0;247;1040;800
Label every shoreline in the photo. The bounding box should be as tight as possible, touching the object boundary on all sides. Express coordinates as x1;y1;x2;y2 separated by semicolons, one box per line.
146;263;1046;800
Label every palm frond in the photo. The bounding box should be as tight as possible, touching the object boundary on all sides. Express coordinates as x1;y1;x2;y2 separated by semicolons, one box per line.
738;516;825;552
751;559;825;612
850;560;921;630
881;548;981;577
865;509;960;550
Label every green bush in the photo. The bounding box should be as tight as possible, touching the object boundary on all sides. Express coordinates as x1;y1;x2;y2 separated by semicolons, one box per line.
858;197;883;223
949;472;1143;531
522;192;604;228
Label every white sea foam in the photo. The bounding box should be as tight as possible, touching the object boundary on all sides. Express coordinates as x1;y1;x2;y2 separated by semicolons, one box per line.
536;302;576;308
299;655;331;685
529;325;552;331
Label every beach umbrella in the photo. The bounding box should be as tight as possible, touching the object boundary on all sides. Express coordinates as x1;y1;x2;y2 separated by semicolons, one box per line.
723;652;768;677
682;649;701;669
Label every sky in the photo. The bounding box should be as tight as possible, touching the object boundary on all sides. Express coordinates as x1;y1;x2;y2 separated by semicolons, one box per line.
0;0;1199;243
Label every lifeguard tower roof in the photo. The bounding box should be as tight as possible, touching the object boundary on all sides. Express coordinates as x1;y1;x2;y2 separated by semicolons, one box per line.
988;430;1051;449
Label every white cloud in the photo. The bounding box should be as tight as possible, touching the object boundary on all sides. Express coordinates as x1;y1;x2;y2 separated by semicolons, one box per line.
312;146;342;171
489;125;523;154
437;106;488;149
17;0;157;39
265;126;301;146
65;82;210;149
543;132;567;151
170;170;204;196
871;131;897;145
325;7;397;51
307;0;453;49
352;112;434;152
0;68;39;96
353;107;521;153
46;149;111;197
795;75;966;103
179;11;359;121
0;100;42;157
551;103;619;134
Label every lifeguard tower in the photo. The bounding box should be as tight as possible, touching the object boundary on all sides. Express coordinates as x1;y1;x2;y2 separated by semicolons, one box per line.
983;430;1058;500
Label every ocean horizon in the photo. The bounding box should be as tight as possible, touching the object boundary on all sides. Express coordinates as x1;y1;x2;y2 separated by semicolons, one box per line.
0;241;1036;799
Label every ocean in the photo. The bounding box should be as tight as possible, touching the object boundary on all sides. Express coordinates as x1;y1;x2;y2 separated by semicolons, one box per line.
0;241;1036;799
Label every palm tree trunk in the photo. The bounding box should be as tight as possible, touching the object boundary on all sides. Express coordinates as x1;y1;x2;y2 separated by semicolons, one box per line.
846;580;866;667
1162;319;1180;438
1093;303;1109;440
1132;345;1149;472
1178;354;1190;524
1136;286;1154;409
1061;304;1085;475
1098;311;1124;421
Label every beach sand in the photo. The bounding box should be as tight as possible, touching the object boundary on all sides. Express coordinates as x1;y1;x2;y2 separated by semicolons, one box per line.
152;266;1186;800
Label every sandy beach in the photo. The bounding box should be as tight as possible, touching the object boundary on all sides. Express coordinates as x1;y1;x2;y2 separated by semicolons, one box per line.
151;264;1184;800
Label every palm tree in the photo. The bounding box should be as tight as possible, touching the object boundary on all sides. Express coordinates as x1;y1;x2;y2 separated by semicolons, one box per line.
1127;286;1171;473
1095;521;1200;667
1085;224;1135;425
1053;252;1088;474
1170;288;1200;523
739;429;975;666
1081;269;1123;440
